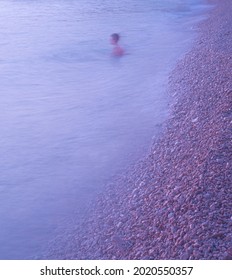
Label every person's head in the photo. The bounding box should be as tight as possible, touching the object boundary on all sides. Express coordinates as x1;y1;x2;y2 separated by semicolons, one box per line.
110;33;120;45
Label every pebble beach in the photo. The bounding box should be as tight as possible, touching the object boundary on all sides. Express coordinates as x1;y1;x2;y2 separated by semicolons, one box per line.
47;0;232;260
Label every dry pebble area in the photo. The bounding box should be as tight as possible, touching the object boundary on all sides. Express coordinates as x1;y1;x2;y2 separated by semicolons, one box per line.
46;0;232;260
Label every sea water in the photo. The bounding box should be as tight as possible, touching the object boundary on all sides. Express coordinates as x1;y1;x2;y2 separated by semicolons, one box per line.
0;0;210;259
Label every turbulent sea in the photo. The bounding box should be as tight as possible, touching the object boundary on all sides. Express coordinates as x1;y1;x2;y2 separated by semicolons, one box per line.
0;0;210;259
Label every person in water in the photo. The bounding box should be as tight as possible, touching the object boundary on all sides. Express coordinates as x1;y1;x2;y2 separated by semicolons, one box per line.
110;33;124;56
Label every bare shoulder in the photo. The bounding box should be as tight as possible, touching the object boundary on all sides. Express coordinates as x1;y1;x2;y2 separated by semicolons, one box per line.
113;46;124;57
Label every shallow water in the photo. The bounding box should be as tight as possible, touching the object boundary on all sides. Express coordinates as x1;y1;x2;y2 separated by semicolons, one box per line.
0;0;210;259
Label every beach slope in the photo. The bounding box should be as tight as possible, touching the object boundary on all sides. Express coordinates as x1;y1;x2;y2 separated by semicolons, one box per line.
48;0;232;260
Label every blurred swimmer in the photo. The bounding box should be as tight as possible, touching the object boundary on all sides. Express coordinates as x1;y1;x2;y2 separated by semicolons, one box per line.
110;33;124;57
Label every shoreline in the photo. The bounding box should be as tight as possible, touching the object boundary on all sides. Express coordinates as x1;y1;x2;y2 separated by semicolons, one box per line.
47;0;232;260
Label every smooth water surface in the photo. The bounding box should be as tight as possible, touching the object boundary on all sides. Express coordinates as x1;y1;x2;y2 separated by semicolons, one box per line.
0;0;210;259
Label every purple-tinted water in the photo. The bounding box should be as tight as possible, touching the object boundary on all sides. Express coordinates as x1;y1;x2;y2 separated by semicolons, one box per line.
0;0;210;259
